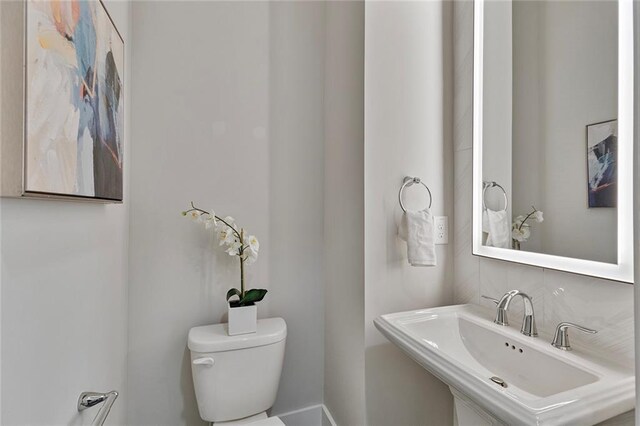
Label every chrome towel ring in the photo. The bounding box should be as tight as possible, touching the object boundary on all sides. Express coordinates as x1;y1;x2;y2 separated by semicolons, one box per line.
399;176;432;212
483;181;508;211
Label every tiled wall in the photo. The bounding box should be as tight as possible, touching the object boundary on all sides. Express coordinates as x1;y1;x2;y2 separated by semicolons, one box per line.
452;1;634;370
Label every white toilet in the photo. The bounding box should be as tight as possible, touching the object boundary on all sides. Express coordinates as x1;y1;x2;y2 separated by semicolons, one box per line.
188;317;287;425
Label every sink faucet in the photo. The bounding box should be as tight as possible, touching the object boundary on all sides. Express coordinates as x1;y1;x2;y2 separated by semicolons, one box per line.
482;290;538;337
551;322;597;351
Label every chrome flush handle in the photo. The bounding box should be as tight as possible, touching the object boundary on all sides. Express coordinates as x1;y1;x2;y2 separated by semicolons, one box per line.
78;391;119;426
551;322;597;351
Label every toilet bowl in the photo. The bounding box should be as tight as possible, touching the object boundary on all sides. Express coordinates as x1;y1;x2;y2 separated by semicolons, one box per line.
188;317;287;425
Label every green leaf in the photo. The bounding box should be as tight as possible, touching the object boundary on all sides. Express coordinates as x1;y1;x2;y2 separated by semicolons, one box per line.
239;289;268;305
226;288;242;302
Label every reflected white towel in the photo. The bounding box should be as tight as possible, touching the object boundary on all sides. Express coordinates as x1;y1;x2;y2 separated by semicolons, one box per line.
398;209;436;266
482;208;511;248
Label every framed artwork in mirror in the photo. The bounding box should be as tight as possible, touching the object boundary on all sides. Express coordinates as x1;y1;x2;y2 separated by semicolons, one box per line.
24;0;124;202
587;119;617;208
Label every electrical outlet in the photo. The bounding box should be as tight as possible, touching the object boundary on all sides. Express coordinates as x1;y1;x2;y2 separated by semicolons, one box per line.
434;216;448;245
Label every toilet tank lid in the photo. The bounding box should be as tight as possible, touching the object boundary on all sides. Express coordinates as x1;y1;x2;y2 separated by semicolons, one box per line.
188;317;287;353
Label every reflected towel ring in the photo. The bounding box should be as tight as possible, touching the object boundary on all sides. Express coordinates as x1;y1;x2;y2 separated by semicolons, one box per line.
483;181;508;211
399;176;432;212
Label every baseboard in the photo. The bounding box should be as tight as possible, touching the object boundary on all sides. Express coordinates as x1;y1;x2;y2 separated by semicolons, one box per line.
276;404;336;426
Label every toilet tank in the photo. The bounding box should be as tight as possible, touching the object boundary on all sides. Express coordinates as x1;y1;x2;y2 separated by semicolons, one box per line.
188;318;287;422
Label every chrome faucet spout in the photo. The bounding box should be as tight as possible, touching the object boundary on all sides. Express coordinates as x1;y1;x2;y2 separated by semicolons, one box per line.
493;290;538;337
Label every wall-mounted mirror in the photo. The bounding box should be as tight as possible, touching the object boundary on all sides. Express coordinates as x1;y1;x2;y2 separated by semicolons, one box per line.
472;0;634;282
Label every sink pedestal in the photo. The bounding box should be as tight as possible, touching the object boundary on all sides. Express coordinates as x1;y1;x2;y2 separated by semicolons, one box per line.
451;388;504;426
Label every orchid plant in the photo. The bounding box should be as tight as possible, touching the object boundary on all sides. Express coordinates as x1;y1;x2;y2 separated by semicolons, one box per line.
182;202;267;307
512;206;544;250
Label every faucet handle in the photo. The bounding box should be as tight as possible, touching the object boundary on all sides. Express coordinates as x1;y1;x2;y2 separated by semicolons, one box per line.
481;295;499;305
551;322;597;351
482;294;509;326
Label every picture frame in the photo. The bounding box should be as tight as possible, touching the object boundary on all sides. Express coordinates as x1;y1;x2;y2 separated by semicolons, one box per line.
23;0;125;202
586;119;617;208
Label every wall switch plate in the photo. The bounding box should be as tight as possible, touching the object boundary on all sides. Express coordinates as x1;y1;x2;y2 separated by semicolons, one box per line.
434;216;448;245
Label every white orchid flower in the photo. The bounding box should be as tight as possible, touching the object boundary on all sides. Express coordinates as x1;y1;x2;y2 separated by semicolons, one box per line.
244;246;258;264
225;241;242;256
533;210;544;223
243;235;259;265
202;211;216;229
224;216;237;230
244;235;260;256
219;228;237;246
197;213;210;225
512;226;531;242
183;203;262;272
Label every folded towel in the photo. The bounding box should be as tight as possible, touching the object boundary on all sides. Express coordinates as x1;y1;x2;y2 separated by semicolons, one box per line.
398;209;436;266
482;208;511;248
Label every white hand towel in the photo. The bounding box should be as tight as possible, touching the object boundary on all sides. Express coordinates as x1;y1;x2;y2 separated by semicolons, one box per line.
482;210;491;244
483;208;511;249
398;209;437;266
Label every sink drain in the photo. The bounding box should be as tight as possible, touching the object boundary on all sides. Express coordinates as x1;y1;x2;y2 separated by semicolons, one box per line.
490;376;507;388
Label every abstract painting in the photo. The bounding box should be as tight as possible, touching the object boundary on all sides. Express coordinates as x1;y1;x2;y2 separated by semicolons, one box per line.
26;0;124;201
587;120;617;208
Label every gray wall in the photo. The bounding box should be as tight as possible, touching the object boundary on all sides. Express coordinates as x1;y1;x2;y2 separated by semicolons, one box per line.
512;0;618;262
634;3;640;424
0;1;131;424
269;1;326;417
364;2;455;425
127;2;325;424
323;2;366;425
482;0;512;218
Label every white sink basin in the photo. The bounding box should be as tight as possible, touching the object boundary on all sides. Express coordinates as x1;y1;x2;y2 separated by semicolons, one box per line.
374;304;634;425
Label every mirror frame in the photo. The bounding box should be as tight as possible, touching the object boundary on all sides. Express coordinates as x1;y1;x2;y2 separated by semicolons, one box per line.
472;0;635;283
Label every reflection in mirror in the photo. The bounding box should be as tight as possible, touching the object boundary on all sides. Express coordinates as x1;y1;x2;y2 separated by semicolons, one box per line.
482;0;618;263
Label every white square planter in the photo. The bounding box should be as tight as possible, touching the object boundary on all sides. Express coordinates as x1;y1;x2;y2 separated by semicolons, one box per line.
227;304;257;336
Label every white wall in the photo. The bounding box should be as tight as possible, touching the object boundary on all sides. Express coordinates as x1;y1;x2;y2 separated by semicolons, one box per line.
0;1;131;424
268;1;326;416
512;0;618;263
364;2;454;425
454;0;634;372
511;0;543;253
482;0;512;218
323;2;366;426
634;2;640;422
127;2;325;424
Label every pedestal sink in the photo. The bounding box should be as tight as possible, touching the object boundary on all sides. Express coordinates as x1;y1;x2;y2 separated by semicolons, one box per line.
374;304;634;425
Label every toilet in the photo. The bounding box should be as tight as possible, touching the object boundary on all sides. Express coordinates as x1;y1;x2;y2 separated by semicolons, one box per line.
188;317;287;425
